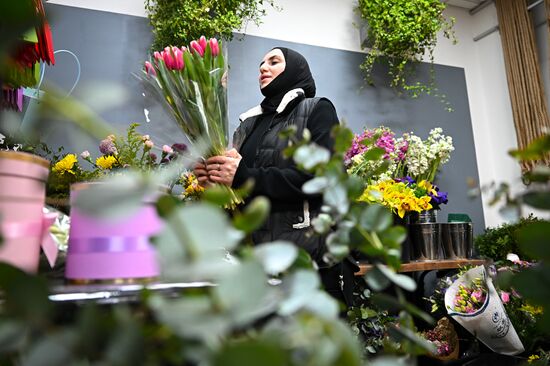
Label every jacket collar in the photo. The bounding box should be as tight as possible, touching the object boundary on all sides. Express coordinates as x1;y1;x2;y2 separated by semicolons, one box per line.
239;88;305;122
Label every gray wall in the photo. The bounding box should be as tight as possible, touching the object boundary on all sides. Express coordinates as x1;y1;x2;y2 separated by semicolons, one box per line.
32;4;484;233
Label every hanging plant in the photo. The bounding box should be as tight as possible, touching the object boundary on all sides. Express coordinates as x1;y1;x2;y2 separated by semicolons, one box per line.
357;0;456;106
145;0;277;51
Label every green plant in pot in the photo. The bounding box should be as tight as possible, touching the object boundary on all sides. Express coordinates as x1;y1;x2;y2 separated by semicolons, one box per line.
145;0;277;50
356;0;456;102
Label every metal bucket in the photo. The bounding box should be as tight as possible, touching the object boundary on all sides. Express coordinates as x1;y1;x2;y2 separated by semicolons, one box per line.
442;222;473;259
409;223;442;261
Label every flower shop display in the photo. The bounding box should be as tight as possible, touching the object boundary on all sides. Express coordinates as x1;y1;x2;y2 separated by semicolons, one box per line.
0;151;58;272
65;182;163;283
445;265;524;355
47;123;185;201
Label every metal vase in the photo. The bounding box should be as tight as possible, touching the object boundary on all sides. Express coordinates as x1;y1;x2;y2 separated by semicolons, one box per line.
409;223;442;261
442;222;473;259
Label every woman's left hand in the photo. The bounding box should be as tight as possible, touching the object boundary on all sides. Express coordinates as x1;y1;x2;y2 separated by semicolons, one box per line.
206;148;242;186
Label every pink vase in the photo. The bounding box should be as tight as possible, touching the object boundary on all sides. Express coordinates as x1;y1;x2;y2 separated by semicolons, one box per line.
0;151;51;272
65;182;162;282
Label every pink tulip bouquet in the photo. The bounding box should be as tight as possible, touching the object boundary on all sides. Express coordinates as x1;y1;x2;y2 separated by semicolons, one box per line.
139;36;228;156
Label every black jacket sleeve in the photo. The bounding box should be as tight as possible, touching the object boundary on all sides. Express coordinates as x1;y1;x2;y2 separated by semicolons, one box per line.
232;99;339;202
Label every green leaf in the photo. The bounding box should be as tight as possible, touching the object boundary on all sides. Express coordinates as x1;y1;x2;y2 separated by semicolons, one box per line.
324;184;349;215
294;144;331;170
378;226;407;247
523;191;550;210
375;264;416;292
201;184;234;206
156;194;181;218
523;165;550;183
509;134;550;160
517;221;550;260
359;204;393;232
362;147;385;161
364;266;391;291
303;177;329;194
233;196;270;233
333;124;354;154
213;339;289;366
511;265;550;306
254;241;298;275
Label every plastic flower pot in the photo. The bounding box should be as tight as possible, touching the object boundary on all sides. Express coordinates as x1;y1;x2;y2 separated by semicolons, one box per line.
65;182;162;283
0;151;54;272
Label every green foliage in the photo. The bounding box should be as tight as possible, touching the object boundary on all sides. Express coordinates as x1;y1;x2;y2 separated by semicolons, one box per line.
356;0;455;106
144;0;277;50
474;214;542;261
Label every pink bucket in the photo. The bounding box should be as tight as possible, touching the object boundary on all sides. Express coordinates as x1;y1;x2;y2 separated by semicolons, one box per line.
66;182;162;282
0;151;51;272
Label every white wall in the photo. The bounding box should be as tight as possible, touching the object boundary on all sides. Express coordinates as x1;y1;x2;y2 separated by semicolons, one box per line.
47;0;546;228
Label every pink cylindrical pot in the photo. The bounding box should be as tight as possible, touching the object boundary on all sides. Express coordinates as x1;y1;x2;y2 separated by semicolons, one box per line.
0;151;50;272
66;182;162;282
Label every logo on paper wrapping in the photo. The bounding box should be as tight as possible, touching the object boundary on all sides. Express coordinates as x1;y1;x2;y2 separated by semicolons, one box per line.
491;311;510;338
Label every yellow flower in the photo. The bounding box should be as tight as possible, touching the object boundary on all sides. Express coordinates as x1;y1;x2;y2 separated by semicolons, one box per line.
96;155;117;170
528;354;540;363
52;154;78;175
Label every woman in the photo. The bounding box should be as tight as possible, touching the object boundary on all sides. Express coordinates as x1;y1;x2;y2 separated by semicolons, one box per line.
194;47;356;305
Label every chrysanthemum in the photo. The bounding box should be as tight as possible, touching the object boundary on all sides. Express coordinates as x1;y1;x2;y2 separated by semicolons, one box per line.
52;154;78;175
96;155;117;170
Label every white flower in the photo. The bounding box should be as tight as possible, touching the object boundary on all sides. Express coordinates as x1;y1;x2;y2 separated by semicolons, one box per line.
80;150;90;159
162;144;174;154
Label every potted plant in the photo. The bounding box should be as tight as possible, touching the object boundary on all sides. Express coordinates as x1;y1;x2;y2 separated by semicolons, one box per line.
145;0;277;50
356;0;456;101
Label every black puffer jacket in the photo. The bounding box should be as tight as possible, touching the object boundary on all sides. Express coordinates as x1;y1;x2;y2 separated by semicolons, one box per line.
231;89;338;265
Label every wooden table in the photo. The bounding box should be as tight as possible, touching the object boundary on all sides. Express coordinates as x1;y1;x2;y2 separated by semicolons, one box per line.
355;258;485;276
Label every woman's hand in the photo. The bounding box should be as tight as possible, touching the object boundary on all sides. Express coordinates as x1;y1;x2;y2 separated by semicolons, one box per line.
206;148;242;186
193;159;212;187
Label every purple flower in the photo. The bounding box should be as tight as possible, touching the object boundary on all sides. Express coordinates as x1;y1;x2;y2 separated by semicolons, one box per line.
148;152;157;162
429;186;448;209
395;176;415;186
171;143;187;153
99;138;117;155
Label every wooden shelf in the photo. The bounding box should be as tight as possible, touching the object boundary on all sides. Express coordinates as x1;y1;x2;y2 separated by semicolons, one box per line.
356;259;486;276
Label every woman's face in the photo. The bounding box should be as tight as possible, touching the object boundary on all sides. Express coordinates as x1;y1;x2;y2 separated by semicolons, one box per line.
259;49;286;89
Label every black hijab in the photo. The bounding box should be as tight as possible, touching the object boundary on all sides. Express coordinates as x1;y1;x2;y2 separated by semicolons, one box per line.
260;47;316;113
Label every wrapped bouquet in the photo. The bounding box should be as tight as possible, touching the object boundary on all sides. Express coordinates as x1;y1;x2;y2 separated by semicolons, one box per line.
444;266;524;355
139;36;228;156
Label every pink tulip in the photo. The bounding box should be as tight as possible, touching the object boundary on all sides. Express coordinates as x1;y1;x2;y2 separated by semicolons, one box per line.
209;38;219;56
190;40;204;57
162;47;175;69
199;36;207;53
153;51;162;62
173;47;184;70
144;61;156;76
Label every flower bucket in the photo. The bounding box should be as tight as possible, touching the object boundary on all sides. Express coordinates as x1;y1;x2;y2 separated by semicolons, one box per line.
445;266;524;355
409;223;442;261
65;182;162;283
0;151;57;272
442;222;473;259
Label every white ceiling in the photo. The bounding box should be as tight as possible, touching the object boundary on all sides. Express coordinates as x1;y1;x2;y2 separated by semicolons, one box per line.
446;0;486;9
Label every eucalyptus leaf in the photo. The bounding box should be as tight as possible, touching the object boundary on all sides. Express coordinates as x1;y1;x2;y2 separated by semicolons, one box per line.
359;204;393;232
303;291;339;319
294;144;330;170
364;266;391;291
254;241;298;275
214;261;280;325
0;320;27;353
324;184;349;215
362;146;385;161
72;173;159;219
375;264;417;292
213;339;289;366
233;196;270;233
333;124;354;154
303;177;329;194
311;213;334;234
279;270;321;316
379;226;407;248
22;330;76;366
149;295;231;342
